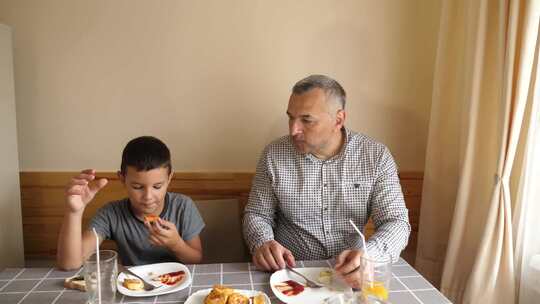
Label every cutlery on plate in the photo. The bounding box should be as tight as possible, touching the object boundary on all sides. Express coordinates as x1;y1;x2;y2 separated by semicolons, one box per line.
285;265;324;288
121;267;159;291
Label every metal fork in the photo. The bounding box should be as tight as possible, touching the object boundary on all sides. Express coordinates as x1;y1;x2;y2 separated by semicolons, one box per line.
285;265;324;288
121;267;158;291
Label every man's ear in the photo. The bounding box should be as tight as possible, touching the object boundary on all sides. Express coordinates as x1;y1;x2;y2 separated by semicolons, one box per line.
335;109;346;129
168;170;174;183
117;171;125;185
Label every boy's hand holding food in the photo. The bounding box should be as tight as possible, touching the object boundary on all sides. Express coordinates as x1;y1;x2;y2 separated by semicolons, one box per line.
145;218;183;251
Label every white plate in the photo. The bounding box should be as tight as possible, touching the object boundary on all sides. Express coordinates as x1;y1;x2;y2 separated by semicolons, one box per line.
117;262;192;297
270;267;353;304
185;288;272;304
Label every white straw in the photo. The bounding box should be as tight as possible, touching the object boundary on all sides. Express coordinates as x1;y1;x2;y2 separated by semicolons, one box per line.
349;219;367;252
349;219;374;287
92;228;102;304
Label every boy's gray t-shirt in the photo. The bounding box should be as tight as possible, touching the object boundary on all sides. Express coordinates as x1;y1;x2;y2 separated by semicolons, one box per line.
89;192;204;265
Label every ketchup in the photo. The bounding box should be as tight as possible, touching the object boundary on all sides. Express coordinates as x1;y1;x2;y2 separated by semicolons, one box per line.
283;280;305;296
160;271;186;285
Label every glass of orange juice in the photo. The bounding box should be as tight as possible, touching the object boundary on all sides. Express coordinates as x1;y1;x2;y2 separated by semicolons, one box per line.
358;254;391;303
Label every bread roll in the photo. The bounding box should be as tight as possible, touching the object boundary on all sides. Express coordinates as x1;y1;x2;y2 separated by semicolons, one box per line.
63;275;86;291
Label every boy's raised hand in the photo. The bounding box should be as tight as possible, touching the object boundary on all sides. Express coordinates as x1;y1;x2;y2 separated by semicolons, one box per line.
65;169;108;214
145;218;182;251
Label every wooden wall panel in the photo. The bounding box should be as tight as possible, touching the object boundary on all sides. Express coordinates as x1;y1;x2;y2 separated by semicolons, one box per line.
20;171;423;265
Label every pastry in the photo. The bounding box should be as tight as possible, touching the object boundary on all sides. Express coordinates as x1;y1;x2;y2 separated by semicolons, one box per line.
252;294;266;304
211;285;234;297
123;278;144;291
226;293;249;304
204;292;227;304
204;285;235;304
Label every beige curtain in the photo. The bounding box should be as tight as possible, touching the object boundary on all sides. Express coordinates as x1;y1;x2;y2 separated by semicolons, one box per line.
415;0;540;303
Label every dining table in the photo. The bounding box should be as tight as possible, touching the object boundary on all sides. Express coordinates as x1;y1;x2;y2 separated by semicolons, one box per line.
0;258;451;304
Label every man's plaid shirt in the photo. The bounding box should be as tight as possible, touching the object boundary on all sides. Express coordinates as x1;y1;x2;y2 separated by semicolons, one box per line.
243;129;410;262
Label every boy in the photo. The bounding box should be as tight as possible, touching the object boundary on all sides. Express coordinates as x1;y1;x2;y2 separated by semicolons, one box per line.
57;136;205;269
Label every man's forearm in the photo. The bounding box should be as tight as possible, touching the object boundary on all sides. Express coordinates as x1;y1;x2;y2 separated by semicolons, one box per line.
57;211;85;270
365;219;411;262
242;213;275;253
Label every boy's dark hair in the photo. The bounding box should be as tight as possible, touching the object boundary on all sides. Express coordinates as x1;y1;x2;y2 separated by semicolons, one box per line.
120;136;172;175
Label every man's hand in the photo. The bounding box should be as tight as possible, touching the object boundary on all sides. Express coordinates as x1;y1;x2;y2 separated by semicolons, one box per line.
145;218;183;251
253;240;295;271
64;169;108;214
334;249;365;289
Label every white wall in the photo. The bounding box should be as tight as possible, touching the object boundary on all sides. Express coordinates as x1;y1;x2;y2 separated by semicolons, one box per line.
0;24;24;268
0;1;441;172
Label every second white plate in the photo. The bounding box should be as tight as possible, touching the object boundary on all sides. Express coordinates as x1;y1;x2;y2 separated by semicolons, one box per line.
270;267;353;303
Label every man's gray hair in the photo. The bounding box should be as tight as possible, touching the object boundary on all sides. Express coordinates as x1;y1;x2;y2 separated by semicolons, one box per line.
292;75;346;109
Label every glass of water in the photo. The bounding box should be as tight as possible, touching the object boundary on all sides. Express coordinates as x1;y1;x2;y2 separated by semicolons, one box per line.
358;254;392;303
84;250;118;304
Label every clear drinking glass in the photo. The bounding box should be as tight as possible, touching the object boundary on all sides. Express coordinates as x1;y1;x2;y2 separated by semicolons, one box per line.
358;254;392;304
83;250;118;304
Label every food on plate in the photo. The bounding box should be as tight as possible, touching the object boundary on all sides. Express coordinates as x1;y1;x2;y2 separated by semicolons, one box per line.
64;275;86;291
203;285;265;304
123;278;144;291
317;268;348;292
211;285;235;297
151;270;186;285
204;285;234;304
226;293;249;304
144;214;159;223
208;285;234;300
318;269;333;285
252;294;266;304
274;280;305;296
204;292;227;304
204;288;228;304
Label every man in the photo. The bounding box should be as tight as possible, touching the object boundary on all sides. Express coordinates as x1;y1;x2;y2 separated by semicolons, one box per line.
243;75;410;288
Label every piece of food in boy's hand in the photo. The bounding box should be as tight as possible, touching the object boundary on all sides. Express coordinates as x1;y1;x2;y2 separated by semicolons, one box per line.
123;278;144;291
144;214;159;223
64;275;86;291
